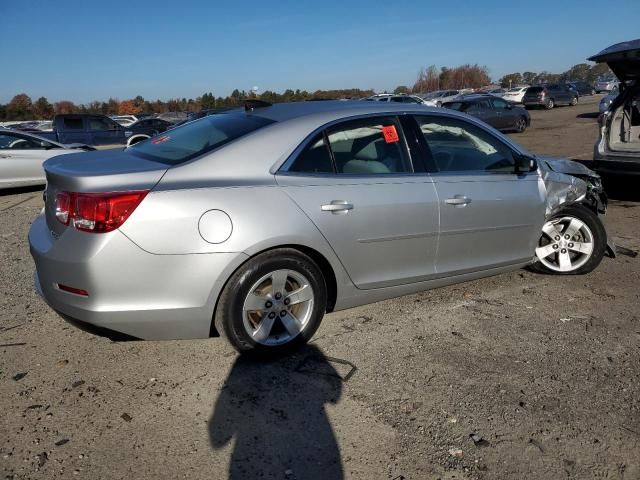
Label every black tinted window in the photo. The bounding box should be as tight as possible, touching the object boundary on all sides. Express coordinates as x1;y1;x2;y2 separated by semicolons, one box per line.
326;117;411;174
130;113;275;165
414;115;515;173
62;118;83;130
526;87;543;94
288;134;333;173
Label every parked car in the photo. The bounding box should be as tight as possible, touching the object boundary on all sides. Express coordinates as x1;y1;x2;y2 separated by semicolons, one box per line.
372;95;430;105
522;85;579;109
29;100;612;354
567;81;596;96
430;90;462;107
501;86;529;103
37;114;153;148
599;85;619;113
128;118;174;137
590;39;640;176
442;95;530;132
595;78;619;93
0;129;94;189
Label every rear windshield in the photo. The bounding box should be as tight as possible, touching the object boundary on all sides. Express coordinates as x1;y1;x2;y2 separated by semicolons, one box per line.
129;113;275;165
526;87;544;93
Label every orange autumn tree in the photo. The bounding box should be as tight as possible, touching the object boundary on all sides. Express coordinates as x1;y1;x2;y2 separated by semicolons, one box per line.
118;99;142;115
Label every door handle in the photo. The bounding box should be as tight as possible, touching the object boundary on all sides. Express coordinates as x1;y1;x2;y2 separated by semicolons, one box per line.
445;195;472;207
321;201;354;214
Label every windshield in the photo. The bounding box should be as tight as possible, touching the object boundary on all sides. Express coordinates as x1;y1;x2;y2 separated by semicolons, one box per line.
129;113;275;165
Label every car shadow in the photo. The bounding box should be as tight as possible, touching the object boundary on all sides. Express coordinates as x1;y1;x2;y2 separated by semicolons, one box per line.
576;112;600;119
209;344;348;480
0;185;44;197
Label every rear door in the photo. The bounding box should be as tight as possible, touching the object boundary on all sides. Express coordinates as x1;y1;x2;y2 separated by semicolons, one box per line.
277;115;440;289
489;98;514;129
412;114;545;274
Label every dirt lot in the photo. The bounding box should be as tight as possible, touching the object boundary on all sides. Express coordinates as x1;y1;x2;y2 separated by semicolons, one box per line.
1;95;639;480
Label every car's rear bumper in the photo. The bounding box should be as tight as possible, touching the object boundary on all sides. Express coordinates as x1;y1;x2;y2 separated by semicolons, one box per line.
29;214;248;340
593;154;640;176
522;99;546;106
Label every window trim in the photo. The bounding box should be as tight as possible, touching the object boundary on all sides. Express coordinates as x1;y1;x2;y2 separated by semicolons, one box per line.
277;113;418;177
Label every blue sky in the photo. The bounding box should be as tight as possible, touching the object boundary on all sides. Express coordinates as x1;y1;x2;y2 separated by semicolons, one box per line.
1;0;638;103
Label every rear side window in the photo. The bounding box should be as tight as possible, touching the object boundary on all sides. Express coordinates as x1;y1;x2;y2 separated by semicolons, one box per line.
327;117;411;174
62;118;84;130
414;115;515;173
288;133;333;174
130;113;275;165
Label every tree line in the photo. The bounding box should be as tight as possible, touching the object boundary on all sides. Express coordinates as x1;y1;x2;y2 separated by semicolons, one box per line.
0;88;375;122
497;63;612;88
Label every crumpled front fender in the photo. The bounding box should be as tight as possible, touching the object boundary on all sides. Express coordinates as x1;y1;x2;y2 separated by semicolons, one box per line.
539;169;588;216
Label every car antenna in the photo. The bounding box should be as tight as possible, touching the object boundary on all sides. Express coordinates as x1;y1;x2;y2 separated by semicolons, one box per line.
244;99;272;111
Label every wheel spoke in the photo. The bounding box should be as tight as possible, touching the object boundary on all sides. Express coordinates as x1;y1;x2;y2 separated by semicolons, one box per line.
535;244;556;259
558;251;572;270
270;270;288;296
564;218;585;238
244;292;268;311
568;241;593;255
285;284;313;306
252;314;276;343
280;312;302;338
542;222;560;239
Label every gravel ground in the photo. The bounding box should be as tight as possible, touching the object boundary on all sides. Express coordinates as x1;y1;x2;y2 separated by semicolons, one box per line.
1;95;639;480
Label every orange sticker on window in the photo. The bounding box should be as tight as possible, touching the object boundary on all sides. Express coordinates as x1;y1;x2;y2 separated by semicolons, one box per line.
151;135;170;145
382;125;399;143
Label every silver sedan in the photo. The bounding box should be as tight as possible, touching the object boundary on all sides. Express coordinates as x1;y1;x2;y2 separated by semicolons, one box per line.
29;101;611;354
0;129;92;189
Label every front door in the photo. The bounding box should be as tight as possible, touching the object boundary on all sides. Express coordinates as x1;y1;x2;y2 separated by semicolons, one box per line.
277;115;440;289
412;114;545;275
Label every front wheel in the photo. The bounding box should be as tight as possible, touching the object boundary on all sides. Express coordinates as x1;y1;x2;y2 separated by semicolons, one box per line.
532;205;606;275
514;116;527;133
214;248;327;354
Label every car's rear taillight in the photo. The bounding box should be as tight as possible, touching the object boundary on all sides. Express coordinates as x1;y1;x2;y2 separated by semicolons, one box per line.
55;191;148;233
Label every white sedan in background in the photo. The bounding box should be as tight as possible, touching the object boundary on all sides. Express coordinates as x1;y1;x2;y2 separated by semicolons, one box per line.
0;129;94;189
501;86;529;103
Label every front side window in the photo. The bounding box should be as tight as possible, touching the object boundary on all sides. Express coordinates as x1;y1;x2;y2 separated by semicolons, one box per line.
414;115;515;173
326;117;411;174
89;117;116;131
130;113;275;165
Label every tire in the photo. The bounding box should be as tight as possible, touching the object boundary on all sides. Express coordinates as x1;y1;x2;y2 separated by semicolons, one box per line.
214;248;327;354
514;116;527;133
545;99;555;109
531;205;606;275
570;96;578;106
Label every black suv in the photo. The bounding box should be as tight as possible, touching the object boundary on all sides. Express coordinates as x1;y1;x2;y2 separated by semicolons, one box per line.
522;84;579;109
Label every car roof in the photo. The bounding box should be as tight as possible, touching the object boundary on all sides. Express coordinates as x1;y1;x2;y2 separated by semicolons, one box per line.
241;100;440;123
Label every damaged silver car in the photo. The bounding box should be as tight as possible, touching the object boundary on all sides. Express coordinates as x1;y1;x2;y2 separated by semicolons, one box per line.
29;101;612;353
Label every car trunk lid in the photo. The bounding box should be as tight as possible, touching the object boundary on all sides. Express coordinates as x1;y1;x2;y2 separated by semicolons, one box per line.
588;39;640;83
43;149;168;237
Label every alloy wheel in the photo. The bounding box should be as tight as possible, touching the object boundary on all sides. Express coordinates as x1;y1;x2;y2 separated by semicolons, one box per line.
242;269;315;346
516;118;527;132
535;216;594;272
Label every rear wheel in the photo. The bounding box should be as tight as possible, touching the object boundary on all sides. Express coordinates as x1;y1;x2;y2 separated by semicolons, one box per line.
214;249;327;354
570;96;578;106
545;99;555;109
591;89;596;96
532;205;606;275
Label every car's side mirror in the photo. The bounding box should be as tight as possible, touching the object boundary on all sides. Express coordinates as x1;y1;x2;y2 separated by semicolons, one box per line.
515;154;536;173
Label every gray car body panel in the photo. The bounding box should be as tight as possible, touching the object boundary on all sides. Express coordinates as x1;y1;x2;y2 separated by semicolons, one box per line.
29;101;606;340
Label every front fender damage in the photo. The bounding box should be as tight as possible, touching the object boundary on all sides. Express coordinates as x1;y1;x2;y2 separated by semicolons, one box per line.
539;159;616;258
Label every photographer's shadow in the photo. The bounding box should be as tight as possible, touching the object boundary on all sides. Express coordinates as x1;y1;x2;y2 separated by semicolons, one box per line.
209;344;346;479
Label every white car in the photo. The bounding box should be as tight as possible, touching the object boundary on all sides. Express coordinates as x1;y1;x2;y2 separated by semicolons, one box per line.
0;129;93;189
501;86;529;103
595;79;619;93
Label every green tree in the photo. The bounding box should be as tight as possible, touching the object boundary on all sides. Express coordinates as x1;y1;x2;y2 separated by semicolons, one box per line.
393;85;410;94
499;73;523;88
32;96;54;119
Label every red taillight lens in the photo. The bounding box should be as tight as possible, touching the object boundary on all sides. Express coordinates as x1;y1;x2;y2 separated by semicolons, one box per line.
55;191;148;233
57;284;89;296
